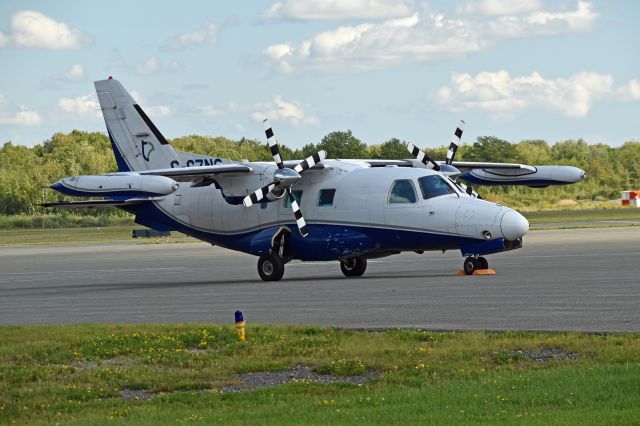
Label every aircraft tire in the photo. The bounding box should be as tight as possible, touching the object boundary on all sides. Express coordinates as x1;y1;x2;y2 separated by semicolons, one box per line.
340;257;367;277
477;256;489;269
463;257;479;275
258;253;285;281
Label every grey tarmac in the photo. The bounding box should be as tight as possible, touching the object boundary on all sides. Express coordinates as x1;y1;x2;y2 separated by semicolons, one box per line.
0;227;638;331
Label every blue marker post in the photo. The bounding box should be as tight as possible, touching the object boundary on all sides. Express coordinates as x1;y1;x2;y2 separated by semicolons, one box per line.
234;310;246;342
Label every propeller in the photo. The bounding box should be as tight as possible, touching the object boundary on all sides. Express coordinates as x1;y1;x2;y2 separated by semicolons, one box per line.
242;119;326;237
406;120;481;199
406;142;440;171
446;120;464;165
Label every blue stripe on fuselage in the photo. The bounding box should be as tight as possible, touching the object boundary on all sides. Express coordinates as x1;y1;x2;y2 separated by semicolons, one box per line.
123;201;485;261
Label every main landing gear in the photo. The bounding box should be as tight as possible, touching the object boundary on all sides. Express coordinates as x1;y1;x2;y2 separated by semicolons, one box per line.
257;253;285;281
340;257;367;277
463;256;489;275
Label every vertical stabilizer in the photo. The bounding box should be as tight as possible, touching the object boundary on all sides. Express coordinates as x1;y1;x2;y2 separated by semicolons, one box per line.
95;78;179;171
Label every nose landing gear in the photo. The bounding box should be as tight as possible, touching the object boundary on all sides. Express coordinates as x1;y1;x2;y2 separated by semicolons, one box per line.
463;256;489;275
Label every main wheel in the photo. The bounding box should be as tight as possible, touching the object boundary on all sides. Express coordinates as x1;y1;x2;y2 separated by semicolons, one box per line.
340;257;367;277
463;257;480;275
477;256;489;270
257;253;285;281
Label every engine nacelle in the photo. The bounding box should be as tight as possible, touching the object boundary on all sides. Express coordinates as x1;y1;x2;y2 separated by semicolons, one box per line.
459;166;586;187
266;187;286;201
50;175;179;197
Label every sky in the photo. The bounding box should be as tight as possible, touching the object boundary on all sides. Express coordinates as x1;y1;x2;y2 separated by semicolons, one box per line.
0;0;638;150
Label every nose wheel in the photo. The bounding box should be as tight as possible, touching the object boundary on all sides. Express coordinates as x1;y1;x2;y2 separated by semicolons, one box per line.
463;256;488;275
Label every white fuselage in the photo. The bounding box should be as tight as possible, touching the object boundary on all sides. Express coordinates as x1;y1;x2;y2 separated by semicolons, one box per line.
132;160;529;261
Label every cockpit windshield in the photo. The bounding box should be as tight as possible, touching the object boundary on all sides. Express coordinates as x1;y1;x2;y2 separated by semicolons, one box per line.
418;175;456;199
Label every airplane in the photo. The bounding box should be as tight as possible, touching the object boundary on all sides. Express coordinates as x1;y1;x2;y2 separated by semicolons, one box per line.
43;77;586;281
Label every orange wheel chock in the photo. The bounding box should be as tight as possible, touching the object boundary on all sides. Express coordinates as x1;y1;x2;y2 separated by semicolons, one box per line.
457;269;497;276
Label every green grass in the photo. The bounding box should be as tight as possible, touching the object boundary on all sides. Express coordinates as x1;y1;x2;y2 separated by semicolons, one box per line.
523;208;640;224
0;214;135;230
0;325;638;425
0;227;191;246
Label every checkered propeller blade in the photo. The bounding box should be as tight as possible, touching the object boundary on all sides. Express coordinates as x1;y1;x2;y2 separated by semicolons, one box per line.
446;120;465;165
458;181;480;199
287;188;308;237
293;150;326;173
263;118;284;169
243;182;277;207
406;143;440;171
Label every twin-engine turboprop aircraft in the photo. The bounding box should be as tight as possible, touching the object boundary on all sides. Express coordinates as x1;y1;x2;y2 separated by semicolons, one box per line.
44;78;585;280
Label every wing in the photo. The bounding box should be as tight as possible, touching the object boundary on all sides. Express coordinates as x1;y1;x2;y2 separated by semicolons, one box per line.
109;164;253;186
281;160;325;170
136;164;252;180
451;161;537;172
358;159;414;167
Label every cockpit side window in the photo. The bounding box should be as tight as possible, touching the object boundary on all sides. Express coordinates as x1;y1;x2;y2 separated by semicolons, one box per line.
418;175;456;200
388;179;417;204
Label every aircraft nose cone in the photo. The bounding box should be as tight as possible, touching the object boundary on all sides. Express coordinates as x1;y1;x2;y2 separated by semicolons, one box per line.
500;210;529;240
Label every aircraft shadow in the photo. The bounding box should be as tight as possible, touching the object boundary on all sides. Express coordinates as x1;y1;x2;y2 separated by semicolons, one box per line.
3;272;457;296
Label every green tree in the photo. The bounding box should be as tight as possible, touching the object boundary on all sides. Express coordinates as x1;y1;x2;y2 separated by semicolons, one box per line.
370;138;409;159
461;136;518;162
316;130;367;159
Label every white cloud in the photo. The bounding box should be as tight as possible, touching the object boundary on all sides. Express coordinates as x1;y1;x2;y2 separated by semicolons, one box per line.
262;0;415;21
618;80;640;100
165;23;217;49
145;105;172;117
0;95;41;126
57;94;100;118
1;10;91;49
222;97;318;126
168;60;184;73
250;96;319;126
199;106;225;117
263;2;597;73
136;57;159;75
64;64;85;81
434;70;640;118
456;0;541;16
130;91;173;118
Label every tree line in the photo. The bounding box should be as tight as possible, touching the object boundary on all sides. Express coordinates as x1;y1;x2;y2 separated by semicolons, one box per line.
1;130;638;215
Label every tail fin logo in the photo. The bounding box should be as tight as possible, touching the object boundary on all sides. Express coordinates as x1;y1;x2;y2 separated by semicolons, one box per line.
141;140;155;162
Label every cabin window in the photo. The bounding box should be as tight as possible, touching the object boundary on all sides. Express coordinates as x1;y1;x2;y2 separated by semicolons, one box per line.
260;201;268;209
388;180;417;204
283;190;303;208
418;175;456;199
317;189;336;207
